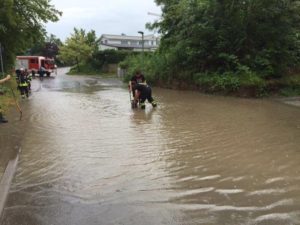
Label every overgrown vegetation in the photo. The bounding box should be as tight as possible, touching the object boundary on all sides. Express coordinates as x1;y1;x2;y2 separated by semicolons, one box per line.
60;34;138;74
120;0;300;97
0;0;61;71
0;80;19;113
92;50;135;72
0;0;61;111
59;28;98;71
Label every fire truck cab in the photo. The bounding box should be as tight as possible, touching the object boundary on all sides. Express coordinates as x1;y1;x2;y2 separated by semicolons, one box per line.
15;56;56;76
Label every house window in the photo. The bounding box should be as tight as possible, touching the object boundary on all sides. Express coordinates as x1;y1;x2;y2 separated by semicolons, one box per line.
104;40;108;44
131;41;138;46
121;40;128;45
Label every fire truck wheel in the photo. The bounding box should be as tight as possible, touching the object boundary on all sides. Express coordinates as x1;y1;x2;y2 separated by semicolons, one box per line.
46;72;50;77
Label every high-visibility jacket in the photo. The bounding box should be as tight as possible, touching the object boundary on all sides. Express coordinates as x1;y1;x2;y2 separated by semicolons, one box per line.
19;82;28;87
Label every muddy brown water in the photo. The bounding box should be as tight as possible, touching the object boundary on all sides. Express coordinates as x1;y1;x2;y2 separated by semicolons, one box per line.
1;68;300;225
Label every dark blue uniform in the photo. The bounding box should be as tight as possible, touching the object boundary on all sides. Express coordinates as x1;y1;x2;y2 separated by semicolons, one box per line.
135;84;157;109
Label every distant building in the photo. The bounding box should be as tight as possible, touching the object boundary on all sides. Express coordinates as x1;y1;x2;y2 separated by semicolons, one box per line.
99;34;160;51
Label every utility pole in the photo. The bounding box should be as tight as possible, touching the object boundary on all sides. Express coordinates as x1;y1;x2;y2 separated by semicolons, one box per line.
138;31;144;70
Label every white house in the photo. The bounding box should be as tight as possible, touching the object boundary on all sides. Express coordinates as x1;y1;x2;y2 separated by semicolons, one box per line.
99;34;160;51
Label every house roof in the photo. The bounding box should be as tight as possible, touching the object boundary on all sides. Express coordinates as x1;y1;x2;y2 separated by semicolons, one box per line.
100;34;158;41
100;43;157;49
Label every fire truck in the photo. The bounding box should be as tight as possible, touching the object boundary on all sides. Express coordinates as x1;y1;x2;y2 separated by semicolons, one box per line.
15;56;57;76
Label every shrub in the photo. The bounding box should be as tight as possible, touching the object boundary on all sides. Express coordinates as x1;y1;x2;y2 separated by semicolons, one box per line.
194;72;240;93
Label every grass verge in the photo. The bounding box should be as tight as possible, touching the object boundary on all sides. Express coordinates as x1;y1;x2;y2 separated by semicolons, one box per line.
0;80;19;113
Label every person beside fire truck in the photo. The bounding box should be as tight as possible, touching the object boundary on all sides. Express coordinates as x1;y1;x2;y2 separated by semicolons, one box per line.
38;66;46;81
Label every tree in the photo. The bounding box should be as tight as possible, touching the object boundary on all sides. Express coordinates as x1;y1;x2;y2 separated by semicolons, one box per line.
148;0;300;78
0;0;61;72
59;28;95;71
30;34;62;58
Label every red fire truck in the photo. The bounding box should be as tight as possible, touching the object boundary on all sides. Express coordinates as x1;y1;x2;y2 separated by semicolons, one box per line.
15;56;57;76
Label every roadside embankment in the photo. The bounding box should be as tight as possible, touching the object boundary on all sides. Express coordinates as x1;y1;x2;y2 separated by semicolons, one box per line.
0;106;24;218
0;149;20;218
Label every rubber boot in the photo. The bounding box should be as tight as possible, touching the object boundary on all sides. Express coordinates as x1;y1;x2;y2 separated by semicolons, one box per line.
0;112;8;123
140;102;146;110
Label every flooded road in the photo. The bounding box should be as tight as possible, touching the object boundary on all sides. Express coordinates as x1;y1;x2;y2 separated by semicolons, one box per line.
1;68;300;225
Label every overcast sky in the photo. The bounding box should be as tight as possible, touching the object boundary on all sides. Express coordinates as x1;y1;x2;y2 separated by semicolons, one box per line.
46;0;162;41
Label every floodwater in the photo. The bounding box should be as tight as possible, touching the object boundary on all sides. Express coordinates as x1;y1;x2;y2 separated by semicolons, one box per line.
1;68;300;225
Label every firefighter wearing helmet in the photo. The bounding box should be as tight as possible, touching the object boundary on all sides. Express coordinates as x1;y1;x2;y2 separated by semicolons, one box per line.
16;68;30;98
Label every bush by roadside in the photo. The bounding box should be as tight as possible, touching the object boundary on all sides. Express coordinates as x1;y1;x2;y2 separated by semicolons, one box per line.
67;64;117;77
120;52;300;98
0;80;19;113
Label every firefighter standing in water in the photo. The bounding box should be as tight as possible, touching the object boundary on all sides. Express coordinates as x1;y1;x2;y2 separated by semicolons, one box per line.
129;70;157;109
24;69;32;92
0;74;11;123
16;68;30;98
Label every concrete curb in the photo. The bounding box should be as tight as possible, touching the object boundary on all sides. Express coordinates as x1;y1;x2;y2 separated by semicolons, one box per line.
0;148;21;219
